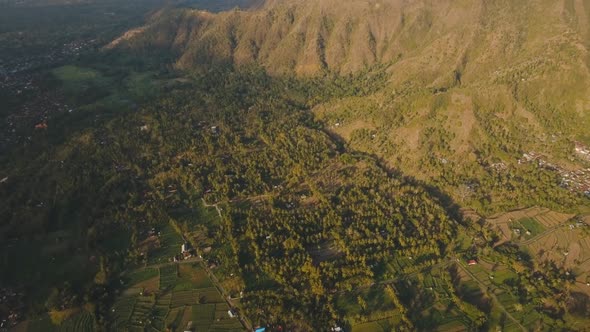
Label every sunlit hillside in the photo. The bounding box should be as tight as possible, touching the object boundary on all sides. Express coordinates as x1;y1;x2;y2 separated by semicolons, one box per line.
113;0;590;212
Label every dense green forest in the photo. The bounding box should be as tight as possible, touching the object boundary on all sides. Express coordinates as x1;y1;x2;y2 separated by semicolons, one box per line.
0;62;455;329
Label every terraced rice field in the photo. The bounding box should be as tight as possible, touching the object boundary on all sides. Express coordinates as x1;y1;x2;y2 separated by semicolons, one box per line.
415;299;469;332
534;210;575;228
213;303;230;319
164;307;184;328
128;296;156;327
522;222;590;298
495;290;519;311
150;303;169;331
151;293;172;330
124;268;159;286
199;287;225;303
488;207;575;243
109;263;240;332
527;227;590;268
111;296;137;329
26;311;95;332
58;311;95;332
209;302;243;331
171;290;199;307
192;304;215;330
176;306;193;331
380;256;414;279
178;263;213;288
160;265;179;290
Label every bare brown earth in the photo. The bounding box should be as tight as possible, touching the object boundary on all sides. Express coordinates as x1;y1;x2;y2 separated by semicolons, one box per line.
104;27;146;50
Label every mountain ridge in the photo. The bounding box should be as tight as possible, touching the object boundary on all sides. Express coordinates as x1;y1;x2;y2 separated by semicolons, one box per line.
110;0;590;211
112;0;590;80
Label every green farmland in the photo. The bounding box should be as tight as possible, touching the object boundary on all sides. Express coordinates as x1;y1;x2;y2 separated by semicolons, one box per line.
110;263;241;332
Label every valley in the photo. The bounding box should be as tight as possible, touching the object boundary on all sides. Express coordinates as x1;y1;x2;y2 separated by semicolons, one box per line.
2;0;590;331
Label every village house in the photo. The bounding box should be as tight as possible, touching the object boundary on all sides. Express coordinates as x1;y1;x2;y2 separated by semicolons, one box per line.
520;151;590;196
181;243;189;253
180;242;195;260
34;122;48;130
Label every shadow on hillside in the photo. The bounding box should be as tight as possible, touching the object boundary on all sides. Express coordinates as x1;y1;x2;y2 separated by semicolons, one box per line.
320;127;465;225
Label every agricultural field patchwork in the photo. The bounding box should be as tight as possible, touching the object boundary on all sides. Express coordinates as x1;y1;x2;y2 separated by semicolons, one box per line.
488;207;575;243
396;267;472;331
335;283;407;331
109;263;239;332
160;265;179;290
24;310;95;332
510;217;546;239
123;268;159;287
520;217;590;298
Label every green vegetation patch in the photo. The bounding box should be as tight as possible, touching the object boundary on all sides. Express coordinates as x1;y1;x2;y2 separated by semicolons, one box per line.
26;315;56;332
110;296;137;329
491;268;518;285
518;218;546;237
336;285;397;326
52;65;111;95
56;311;95;332
123;268;159;287
178;264;213;289
496;291;519;309
163;307;184;329
53;66;103;84
192;304;215;329
434;319;469;332
125;71;161;101
199;287;225;304
149;224;183;264
170;290;198;307
159;264;179;290
351;317;402;332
